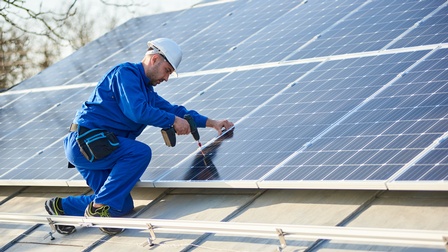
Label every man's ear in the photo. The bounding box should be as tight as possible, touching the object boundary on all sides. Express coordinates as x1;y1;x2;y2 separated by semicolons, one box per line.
153;54;164;65
149;54;158;66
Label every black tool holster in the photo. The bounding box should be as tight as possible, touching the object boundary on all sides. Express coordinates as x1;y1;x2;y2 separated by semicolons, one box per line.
76;126;120;162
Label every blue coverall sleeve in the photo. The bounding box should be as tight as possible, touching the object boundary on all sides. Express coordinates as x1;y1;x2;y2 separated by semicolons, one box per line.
111;66;175;128
154;94;208;128
111;65;208;128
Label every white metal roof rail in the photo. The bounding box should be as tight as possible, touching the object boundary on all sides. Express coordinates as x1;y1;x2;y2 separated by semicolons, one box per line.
0;213;447;251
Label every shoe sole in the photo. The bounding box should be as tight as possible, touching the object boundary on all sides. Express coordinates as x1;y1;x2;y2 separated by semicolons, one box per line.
100;227;124;236
84;205;124;236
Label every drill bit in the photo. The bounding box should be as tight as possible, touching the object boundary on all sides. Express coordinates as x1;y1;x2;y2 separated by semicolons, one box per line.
197;141;206;157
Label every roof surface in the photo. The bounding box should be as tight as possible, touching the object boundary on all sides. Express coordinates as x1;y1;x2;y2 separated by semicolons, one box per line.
1;187;448;251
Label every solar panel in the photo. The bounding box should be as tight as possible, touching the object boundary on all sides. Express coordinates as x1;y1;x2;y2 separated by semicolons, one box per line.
0;86;93;181
260;47;448;187
288;0;446;60
1;0;447;191
205;0;363;69
389;3;448;49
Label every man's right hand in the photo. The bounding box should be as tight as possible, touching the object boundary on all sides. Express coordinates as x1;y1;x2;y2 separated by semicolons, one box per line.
173;116;191;135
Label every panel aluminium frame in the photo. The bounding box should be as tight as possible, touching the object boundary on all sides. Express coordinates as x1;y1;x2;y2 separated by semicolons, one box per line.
0;213;447;250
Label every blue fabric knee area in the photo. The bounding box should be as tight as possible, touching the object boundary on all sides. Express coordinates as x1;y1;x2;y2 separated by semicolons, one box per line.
126;141;152;169
132;140;151;158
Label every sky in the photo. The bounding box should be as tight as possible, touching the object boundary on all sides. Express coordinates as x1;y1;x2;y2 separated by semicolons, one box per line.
25;0;204;18
23;0;204;57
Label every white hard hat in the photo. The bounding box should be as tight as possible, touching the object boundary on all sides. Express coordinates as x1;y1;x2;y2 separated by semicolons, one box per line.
147;38;182;72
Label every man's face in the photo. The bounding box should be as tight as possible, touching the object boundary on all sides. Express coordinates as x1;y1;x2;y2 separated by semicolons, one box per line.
148;54;174;86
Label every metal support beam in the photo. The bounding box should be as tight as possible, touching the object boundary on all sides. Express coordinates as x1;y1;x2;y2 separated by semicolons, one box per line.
443;236;448;252
45;217;56;240
276;228;287;251
0;213;446;250
141;223;157;247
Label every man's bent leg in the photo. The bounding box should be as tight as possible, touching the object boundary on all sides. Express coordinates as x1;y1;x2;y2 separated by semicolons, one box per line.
93;138;151;216
61;134;151;217
61;168;111;216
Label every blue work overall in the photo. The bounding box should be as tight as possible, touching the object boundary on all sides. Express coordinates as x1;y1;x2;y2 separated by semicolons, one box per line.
60;62;207;217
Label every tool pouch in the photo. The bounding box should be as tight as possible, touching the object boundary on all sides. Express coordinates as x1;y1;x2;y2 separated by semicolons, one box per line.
76;128;120;162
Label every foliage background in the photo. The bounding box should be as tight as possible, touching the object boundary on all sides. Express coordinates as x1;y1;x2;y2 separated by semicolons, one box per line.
0;0;202;91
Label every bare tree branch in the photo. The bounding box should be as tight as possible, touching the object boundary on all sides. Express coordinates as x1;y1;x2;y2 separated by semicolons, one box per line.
1;0;149;89
99;0;147;15
99;0;146;8
0;0;77;41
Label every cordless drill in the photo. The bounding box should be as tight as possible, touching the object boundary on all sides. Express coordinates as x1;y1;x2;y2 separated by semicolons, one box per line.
161;114;201;147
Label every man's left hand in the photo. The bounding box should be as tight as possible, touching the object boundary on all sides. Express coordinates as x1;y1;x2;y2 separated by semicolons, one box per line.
206;119;234;135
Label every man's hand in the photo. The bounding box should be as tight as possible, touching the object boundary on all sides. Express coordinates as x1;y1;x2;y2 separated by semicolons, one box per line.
206;119;234;135
173;116;191;135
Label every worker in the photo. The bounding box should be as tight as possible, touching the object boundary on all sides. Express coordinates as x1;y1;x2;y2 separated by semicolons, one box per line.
44;38;234;236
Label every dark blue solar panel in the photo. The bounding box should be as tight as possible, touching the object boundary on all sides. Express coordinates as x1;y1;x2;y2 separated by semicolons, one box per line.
141;63;318;181
390;5;448;49
263;48;448;183
391;48;448;183
204;0;362;70
0;87;93;180
1;0;447;190
182;0;304;72
289;0;444;60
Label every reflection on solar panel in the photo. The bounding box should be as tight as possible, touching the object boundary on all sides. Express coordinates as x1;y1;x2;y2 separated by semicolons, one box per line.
1;0;447;191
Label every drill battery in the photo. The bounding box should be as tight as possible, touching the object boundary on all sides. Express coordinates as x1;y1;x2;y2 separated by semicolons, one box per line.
161;127;177;147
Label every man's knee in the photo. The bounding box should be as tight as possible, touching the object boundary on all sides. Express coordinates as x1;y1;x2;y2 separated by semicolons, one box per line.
136;141;151;158
129;141;152;167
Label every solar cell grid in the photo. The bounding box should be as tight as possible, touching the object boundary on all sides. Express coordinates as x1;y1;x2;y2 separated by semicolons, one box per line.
4;143;77;180
263;47;447;185
14;9;211;90
390;49;448;184
142;64;317;182
0;90;73;136
205;0;361;69
103;1;244;75
289;0;444;60
0;85;94;179
182;0;302;72
1;0;447;189
390;4;448;48
0;93;26;109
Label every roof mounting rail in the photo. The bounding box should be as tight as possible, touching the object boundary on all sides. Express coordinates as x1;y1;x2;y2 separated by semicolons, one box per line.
0;213;446;250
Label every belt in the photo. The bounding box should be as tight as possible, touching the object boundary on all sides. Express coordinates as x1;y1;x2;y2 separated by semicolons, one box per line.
69;124;93;135
69;123;78;132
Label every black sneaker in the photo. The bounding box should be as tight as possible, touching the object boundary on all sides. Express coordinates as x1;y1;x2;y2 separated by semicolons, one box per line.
84;202;124;235
44;197;76;235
